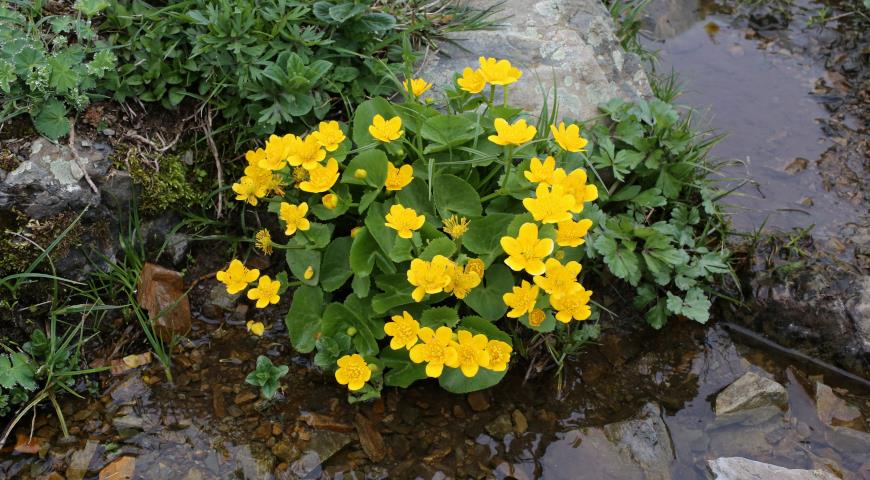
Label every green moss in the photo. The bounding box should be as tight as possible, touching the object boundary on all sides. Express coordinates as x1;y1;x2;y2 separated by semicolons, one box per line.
113;145;210;215
0;210;83;278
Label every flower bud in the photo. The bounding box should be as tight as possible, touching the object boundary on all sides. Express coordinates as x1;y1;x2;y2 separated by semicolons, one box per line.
354;168;367;179
529;308;546;327
322;193;338;209
350;226;362;238
346;326;357;336
304;265;314;280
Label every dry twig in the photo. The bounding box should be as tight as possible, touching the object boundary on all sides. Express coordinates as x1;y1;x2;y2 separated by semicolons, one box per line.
67;123;100;196
201;107;224;217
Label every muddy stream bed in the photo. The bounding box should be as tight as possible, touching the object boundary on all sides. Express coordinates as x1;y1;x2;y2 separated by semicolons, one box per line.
2;0;869;478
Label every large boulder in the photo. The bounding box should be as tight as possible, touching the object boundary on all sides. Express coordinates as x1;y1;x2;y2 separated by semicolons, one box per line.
419;0;651;122
714;372;788;416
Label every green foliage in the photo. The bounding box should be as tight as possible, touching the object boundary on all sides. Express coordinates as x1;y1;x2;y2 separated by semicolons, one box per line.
101;0;405;140
116;147;211;215
0;2;116;138
585;97;730;328
245;355;289;399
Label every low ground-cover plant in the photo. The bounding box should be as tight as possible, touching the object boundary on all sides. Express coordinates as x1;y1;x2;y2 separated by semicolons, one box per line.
0;1;116;138
219;58;601;398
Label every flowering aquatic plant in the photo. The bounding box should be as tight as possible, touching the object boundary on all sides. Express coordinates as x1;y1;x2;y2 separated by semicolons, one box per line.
221;57;598;397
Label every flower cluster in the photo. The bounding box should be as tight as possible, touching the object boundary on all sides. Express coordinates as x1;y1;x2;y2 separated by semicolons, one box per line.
216;259;282;309
383;311;513;379
225;56;599;398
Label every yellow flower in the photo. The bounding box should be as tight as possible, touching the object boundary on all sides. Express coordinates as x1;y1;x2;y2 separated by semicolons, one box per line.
406;255;453;302
528;308;546;327
259;134;295;171
247;275;281;308
550;122;589;152
464;258;485;279
232;176;266;206
533;258;582;297
216;259;260;294
299;158;340;193
384;311;420;350
243;163;281;197
312;121;346;152
303;265;314;280
488;118;536;146
457;67;486;93
287;134;326;170
485;339;512;371
554;168;598;213
404;78;432;97
369;114;403;143
445;262;482;299
522;184;575;224
246;320;265;336
322;193;339;209
385;204;425;239
500;223;553;275
254;229;272;255
550;283;593;322
292;166;308;184
453;330;490;377
478;57;522;86
354;168;367;179
409;326;459;378
245;147;266;167
524;156;564;186
335;354;372;391
556;219;593;247
442;215;470;239
502;280;539;318
279;202;310;236
385;163;413;191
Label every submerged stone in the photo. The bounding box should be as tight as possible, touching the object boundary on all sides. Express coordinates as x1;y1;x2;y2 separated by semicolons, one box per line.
707;457;838;480
715;372;788;416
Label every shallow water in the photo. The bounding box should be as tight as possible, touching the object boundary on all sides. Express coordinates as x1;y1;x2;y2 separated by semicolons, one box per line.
642;0;867;241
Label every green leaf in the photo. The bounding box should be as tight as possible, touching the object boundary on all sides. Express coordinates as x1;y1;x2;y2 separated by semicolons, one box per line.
433;174;482;218
420;113;483;152
322;302;380;356
463;213;513;257
285;285;324;353
0;60;15;93
665;288;711;324
457;315;511;343
632;188;667;208
73;0;110;16
420;307;460;328
594;235;641;286
359;12;397;31
320;237;353;292
462;264;513;321
381;348;426;388
396;178;437;221
438;366;506;394
285;248;321;286
341;149;389;187
33;100;70;139
349;228;378;276
48;55;79;94
419;237;456;261
0;353;36;391
352;97;397;147
364;202;396;259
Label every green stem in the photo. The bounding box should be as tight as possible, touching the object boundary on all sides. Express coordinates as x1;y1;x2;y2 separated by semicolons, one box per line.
502;146;515;188
480;189;507;203
503;85;509;106
488;84;495;106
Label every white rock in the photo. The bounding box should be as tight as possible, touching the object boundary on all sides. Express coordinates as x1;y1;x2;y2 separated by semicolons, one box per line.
715;372;788;416
708;457;839;480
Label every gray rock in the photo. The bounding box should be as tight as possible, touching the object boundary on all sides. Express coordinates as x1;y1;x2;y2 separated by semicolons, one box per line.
814;382;861;427
202;284;241;319
485;413;514;438
419;0;650;122
290;430;352;478
715;372;788;416
603;403;674;480
707;457;838;480
0;137;111;219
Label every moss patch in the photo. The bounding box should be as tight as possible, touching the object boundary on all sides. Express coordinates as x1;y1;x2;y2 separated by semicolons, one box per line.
0;210;83;278
112;144;210;215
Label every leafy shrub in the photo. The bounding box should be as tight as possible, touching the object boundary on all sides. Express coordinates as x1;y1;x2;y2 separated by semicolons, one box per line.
0;1;116;138
584;97;731;328
219;58;602;398
245;355;289;399
101;0;408;140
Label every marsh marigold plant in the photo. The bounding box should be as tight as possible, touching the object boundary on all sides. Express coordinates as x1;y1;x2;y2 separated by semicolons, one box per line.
225;57;598;398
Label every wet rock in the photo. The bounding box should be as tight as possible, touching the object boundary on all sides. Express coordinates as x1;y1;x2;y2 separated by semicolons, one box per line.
66;440;99;480
136;262;192;342
602;403;674;480
715;372;788;416
113;414;146;436
202;284;240;319
419;0;650;123
290;430;352;478
824;426;870;457
234;391;257;406
12;433;43;454
708;457;838;480
231;444;274;480
0;137;111;218
302;412;355;433
354;413;386;462
814;382;861;427
486;414;514;438
271;440;300;461
467;391;490;412
163;232;191;266
109;374;151;404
